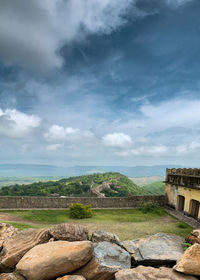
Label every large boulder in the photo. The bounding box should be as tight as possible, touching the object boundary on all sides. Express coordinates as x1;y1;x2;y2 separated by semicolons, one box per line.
122;233;184;265
56;276;86;280
115;266;198;280
0;224;18;249
0;273;25;280
185;229;200;245
173;243;200;276
75;241;131;280
16;240;93;280
91;230;121;245
50;223;89;241
0;228;50;271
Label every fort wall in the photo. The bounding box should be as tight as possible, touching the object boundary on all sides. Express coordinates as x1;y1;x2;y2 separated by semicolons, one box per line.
0;195;166;209
165;168;200;221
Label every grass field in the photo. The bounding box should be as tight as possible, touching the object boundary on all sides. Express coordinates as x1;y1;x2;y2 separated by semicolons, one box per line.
0;208;192;240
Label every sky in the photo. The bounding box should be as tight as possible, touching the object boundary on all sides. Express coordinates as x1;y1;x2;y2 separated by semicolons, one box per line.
0;0;200;167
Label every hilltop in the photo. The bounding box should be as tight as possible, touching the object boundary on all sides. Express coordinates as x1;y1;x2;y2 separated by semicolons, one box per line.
0;172;142;197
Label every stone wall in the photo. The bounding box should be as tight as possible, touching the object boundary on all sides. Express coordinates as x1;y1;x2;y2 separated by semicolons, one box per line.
0;195;166;209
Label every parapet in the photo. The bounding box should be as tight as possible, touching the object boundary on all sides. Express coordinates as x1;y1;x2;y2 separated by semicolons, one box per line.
166;168;200;177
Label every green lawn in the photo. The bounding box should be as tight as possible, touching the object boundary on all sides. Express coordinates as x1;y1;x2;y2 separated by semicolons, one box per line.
0;209;193;240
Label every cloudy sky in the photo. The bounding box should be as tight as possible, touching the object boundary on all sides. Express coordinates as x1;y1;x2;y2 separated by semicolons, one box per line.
0;0;200;167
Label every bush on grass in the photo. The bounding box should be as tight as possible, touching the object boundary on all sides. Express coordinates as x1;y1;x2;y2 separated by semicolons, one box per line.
177;222;188;229
69;203;92;219
141;202;163;214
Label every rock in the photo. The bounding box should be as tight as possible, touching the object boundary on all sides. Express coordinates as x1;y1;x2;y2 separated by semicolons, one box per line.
122;233;184;265
0;224;18;249
0;273;25;280
185;229;200;245
115;266;198;280
50;223;88;241
91;230;121;245
0;228;50;271
16;240;93;280
75;241;131;280
56;276;86;280
173;243;200;276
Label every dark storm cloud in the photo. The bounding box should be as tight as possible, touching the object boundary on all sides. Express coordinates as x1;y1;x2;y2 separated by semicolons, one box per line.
0;0;194;72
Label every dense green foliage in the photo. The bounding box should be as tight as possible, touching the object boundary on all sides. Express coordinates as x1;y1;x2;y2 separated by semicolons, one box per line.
0;172;142;197
140;202;164;215
69;203;92;219
140;181;165;195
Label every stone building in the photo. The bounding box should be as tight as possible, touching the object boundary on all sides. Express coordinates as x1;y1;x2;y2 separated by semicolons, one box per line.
165;168;200;221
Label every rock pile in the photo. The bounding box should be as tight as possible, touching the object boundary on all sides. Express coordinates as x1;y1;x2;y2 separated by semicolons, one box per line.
0;222;199;280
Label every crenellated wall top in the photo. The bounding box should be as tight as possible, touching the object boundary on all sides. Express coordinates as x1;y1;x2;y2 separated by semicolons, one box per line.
166;168;200;177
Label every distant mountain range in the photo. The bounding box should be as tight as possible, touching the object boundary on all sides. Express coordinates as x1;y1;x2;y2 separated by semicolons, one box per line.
0;164;183;177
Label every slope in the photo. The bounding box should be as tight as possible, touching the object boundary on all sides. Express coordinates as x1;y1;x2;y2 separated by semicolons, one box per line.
0;172;142;197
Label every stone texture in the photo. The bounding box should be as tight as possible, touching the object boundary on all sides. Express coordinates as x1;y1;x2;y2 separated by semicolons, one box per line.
115;266;198;280
16;240;93;280
91;230;121;245
0;196;166;209
122;233;184;265
50;223;88;241
75;241;131;280
0;224;18;249
174;243;200;276
0;273;25;280
0;228;50;271
56;276;85;280
185;229;200;245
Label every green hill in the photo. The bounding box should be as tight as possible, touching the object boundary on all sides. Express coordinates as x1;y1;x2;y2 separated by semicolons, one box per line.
140;181;165;195
0;172;143;197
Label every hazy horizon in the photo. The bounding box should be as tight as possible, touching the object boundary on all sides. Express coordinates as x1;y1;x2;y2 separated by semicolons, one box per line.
0;0;200;167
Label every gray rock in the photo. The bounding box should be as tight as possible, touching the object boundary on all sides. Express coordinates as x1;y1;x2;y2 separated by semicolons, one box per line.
91;230;121;245
115;266;198;280
75;241;131;280
50;223;89;241
122;233;184;265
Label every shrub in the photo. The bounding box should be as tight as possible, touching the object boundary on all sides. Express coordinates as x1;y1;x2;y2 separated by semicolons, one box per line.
177;222;188;229
183;242;192;251
141;202;163;214
69;203;92;219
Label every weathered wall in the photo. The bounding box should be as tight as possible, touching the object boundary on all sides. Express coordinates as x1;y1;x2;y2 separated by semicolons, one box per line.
0;195;166;209
165;183;200;220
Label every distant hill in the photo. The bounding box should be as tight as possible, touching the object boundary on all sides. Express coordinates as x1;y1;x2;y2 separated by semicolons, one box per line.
0;172;142;197
140;181;165;195
0;164;183;177
130;176;165;186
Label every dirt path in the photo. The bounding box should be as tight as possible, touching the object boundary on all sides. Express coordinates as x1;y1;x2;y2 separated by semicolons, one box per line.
0;212;46;227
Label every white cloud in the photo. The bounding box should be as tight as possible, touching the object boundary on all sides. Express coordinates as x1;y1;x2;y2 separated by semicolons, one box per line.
102;132;132;147
176;141;200;154
46;143;63;151
125;99;200;135
0;108;41;138
131;145;168;156
44;124;94;143
44;125;79;142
